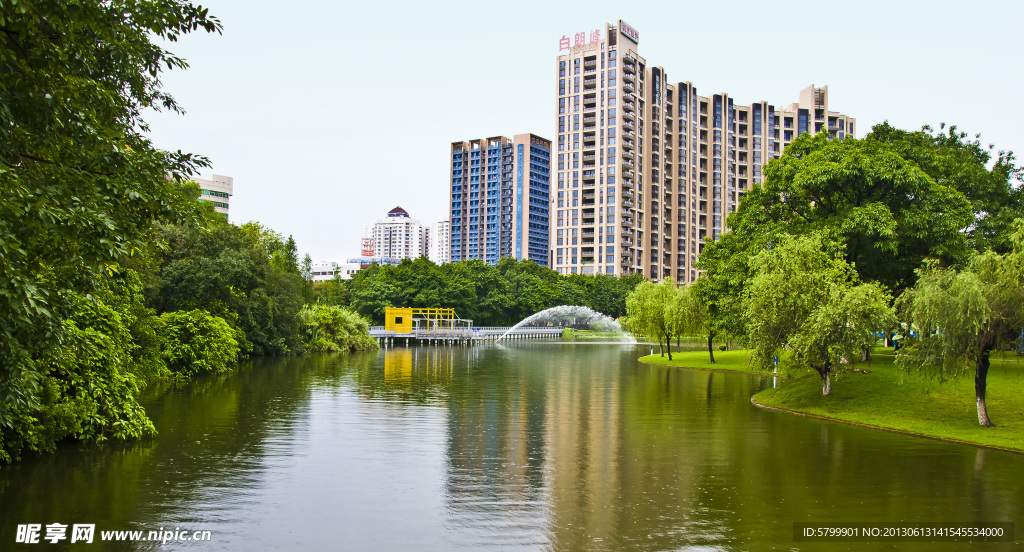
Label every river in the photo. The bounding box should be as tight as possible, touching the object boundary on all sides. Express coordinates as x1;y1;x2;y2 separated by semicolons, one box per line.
1;344;1021;550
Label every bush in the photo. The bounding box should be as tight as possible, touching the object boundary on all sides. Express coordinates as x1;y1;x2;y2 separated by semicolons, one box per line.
156;310;241;377
299;304;379;352
0;273;158;463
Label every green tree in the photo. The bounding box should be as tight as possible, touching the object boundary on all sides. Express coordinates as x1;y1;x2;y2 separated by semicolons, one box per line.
624;279;676;359
702;132;973;297
871;122;1024;252
312;274;348;307
896;224;1024;426
0;269;162;462
668;283;716;362
745;234;894;395
147;222;304;355
0;0;220;427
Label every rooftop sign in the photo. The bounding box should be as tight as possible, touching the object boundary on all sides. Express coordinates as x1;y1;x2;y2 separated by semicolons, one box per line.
619;20;639;43
559;28;601;52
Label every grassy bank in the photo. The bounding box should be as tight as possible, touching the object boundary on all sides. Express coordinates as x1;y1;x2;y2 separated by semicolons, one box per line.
638;349;762;374
639;349;1024;452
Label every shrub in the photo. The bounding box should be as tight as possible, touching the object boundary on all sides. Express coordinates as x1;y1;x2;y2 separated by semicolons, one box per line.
156;310;241;378
299;305;379;352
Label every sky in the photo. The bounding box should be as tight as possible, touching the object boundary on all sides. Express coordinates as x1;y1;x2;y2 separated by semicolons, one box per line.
147;0;1024;261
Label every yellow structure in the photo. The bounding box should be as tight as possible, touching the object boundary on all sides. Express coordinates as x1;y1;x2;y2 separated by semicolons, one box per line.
384;307;470;335
385;307;415;333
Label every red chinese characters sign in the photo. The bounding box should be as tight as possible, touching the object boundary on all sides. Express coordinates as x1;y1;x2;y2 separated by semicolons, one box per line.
559;28;601;52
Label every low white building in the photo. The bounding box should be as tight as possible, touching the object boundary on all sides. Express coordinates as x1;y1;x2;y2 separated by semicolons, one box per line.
309;261;364;282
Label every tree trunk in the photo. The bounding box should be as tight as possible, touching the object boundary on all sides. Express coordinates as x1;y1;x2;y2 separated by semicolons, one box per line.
861;346;871;362
975;353;994;427
666;336;673;361
818;367;831;396
707;332;716;364
658;339;664;357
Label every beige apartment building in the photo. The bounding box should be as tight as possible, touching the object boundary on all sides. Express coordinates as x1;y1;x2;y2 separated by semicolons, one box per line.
552;21;855;282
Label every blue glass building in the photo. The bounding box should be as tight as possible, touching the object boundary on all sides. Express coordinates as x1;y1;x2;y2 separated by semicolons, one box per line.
450;134;551;267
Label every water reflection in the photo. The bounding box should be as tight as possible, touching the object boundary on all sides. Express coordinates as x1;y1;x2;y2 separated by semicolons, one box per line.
0;345;1020;551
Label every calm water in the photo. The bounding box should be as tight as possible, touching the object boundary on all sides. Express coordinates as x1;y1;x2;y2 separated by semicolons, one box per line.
1;344;1021;551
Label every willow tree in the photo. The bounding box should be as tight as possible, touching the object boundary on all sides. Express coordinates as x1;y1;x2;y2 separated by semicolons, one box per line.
745;234;894;395
897;226;1024;426
623;279;676;359
669;282;715;363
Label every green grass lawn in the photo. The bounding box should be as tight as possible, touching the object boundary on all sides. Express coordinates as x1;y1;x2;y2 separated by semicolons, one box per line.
640;348;1024;452
639;349;761;373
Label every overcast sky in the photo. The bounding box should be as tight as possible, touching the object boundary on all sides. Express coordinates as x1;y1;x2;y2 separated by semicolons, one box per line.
146;0;1024;261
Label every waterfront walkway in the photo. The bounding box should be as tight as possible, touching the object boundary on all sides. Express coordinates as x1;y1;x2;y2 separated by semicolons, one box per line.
368;326;563;345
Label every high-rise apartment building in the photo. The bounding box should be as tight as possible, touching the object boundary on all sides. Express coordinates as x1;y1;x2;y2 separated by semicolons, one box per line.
195;174;233;220
365;206;429;261
428;221;451;265
553;21;856;282
450;134;551;267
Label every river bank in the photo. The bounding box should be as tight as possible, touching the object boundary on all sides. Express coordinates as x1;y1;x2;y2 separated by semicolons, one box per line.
638;349;1024;452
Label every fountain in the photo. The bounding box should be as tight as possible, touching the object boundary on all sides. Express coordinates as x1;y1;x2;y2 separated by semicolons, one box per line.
497;305;636;342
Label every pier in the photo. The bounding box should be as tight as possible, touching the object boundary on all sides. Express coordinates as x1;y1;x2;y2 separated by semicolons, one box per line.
368;325;563;346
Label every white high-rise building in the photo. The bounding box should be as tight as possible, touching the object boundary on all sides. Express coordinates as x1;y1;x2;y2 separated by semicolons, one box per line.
429;221;451;265
195;174;233;220
365;206;428;261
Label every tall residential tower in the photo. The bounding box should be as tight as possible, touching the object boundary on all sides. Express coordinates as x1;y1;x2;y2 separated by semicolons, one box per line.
552;21;855;281
449;134;551;266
